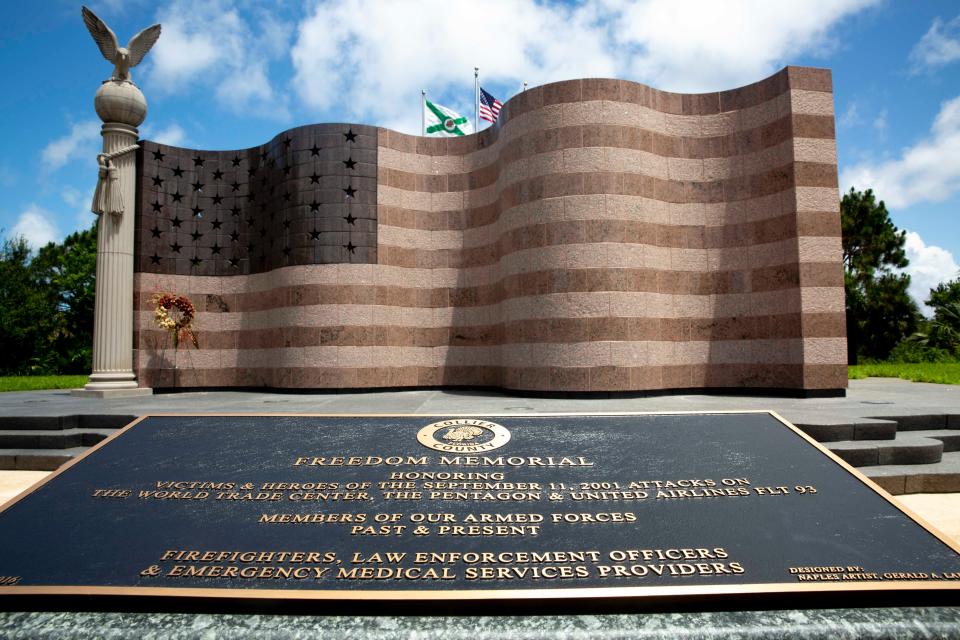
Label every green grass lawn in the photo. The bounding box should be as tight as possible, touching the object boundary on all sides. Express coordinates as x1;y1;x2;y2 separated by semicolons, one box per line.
0;375;88;392
848;362;960;385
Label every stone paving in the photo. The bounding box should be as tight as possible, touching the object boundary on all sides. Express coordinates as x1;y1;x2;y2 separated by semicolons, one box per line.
1;377;957;425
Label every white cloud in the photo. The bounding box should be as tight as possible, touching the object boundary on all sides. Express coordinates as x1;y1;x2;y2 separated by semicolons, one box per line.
60;188;98;231
903;231;960;315
841;96;960;208
9;205;59;250
141;123;188;147
910;15;960;73
291;0;877;133
873;108;888;137
143;1;291;119
40;121;100;174
613;0;876;92
838;102;862;128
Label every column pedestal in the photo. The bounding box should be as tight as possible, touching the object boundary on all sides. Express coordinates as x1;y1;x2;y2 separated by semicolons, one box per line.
73;121;151;398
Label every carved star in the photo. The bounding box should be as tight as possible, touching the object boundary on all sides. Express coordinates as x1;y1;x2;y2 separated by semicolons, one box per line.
228;257;240;267
150;253;162;264
172;165;184;178
343;212;357;225
259;227;268;237
150;225;162;238
151;201;163;213
343;185;356;198
170;215;183;228
191;206;203;218
152;149;165;162
248;166;257;177
345;241;356;253
230;206;241;217
283;246;292;257
260;150;268;161
343;157;356;170
212;169;224;181
171;190;183;203
309;173;320;184
190;229;203;241
170;241;182;253
283;165;292;176
282;218;292;229
283;191;292;202
193;156;205;167
152;175;164;188
283;137;292;148
212;194;224;205
190;256;202;267
230;230;240;242
210;243;222;255
309;228;321;240
246;242;256;252
247;192;256;202
192;180;204;192
309;144;321;156
309;200;320;213
344;128;357;142
230;181;241;192
231;156;242;167
210;218;223;230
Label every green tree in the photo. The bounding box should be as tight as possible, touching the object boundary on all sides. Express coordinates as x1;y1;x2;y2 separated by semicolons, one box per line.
841;188;919;362
913;276;960;356
926;276;960;311
0;236;57;374
30;225;97;373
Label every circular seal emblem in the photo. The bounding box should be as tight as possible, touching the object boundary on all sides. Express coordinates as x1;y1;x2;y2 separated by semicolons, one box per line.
417;419;511;453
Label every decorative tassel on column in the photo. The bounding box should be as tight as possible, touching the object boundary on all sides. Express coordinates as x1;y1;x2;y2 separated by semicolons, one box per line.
91;144;139;216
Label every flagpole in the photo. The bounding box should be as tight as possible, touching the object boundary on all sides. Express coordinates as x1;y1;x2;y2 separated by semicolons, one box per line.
474;67;479;133
421;89;426;136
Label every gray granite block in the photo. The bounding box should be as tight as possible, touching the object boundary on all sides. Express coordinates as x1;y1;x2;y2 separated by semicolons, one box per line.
1;608;960;639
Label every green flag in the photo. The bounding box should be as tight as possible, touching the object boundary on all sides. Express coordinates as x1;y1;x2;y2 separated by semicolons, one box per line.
424;98;473;137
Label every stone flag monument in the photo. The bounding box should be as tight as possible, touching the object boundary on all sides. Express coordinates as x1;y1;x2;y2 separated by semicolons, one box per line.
73;8;848;397
73;7;159;397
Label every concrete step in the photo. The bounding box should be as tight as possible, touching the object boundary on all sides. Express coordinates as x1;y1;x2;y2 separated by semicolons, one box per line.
0;428;116;450
864;451;960;495
827;435;944;467
0;415;134;431
0;447;88;471
886;414;960;431
796;420;898;442
909;429;960;452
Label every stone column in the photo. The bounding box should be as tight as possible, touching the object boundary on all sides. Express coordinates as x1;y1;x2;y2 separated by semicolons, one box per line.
73;81;152;397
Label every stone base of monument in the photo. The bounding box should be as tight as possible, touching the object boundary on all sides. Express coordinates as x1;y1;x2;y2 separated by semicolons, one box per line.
70;387;153;398
70;374;153;398
2;608;960;638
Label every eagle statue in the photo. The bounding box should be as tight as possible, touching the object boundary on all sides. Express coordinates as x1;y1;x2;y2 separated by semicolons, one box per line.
81;6;161;83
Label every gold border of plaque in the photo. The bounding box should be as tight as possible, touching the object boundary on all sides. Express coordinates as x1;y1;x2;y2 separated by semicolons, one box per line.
0;410;958;603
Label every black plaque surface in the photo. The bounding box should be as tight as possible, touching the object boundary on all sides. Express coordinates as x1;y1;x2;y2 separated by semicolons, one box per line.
0;412;958;606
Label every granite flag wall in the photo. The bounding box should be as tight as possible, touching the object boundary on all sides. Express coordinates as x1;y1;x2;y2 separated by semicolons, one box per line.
133;66;846;394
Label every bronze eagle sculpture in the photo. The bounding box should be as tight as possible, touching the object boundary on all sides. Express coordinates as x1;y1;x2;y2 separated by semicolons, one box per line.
81;6;161;83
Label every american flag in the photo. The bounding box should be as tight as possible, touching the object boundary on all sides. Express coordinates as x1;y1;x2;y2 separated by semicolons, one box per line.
479;87;502;123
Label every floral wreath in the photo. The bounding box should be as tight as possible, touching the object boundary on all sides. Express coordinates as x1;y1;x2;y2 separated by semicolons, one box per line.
152;292;199;349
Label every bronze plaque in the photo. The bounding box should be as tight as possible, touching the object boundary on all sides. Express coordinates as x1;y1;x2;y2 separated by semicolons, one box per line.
0;412;958;608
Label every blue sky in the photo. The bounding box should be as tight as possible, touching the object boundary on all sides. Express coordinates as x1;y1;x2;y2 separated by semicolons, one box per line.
2;0;959;312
